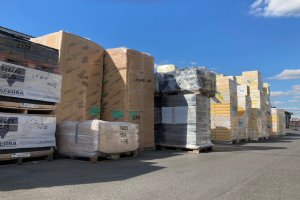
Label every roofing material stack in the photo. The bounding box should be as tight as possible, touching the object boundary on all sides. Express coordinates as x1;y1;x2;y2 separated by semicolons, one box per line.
31;31;105;123
237;85;251;141
155;67;215;151
210;75;238;143
270;108;286;136
101;48;154;150
0;29;61;161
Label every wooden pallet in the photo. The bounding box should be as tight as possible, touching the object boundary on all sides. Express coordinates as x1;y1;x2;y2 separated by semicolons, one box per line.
212;139;240;144
0;147;54;165
156;145;213;153
59;150;138;163
0;100;55;115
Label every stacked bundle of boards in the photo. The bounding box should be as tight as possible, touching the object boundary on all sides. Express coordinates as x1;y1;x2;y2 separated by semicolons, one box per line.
270;108;286;136
236;71;270;140
237;85;251;141
155;67;215;151
0;28;62;161
210;75;238;142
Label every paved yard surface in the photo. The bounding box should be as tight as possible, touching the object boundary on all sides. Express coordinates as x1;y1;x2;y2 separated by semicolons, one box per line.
1;133;300;200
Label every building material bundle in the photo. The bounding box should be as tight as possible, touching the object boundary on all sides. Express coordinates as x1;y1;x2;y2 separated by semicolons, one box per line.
270;108;285;136
263;83;272;135
155;67;215;150
211;75;238;142
156;64;177;73
236;70;268;140
236;85;251;141
155;94;212;149
57;120;139;157
31;31;105;123
101;48;154;150
155;67;216;97
0;29;60;159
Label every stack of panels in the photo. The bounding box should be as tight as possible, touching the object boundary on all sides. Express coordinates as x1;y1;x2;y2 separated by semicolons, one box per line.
211;75;238;142
0;30;61;150
237;85;251;140
57;120;139;157
101;48;154;149
31;31;105;123
155;94;212;149
270;109;285;136
263;83;272;136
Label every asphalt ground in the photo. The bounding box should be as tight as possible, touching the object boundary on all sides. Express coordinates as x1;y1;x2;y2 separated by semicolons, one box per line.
1;133;300;200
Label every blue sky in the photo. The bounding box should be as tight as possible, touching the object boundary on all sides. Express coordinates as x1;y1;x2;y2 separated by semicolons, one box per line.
1;0;300;117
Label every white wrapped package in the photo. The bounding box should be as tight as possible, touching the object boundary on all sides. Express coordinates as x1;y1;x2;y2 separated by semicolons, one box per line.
57;120;139;157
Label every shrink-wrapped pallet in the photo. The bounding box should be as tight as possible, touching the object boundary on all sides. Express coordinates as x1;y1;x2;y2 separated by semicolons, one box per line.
237;85;251;140
156;67;216;96
270;109;285;136
57;120;139;157
155;94;212;149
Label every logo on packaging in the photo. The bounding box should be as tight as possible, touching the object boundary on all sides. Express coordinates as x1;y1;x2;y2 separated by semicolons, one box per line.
0;63;25;86
0;117;18;139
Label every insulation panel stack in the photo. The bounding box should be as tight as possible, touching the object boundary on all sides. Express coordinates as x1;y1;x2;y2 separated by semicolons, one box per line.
270;108;285;136
211;75;238;142
237;85;251;141
0;29;61;156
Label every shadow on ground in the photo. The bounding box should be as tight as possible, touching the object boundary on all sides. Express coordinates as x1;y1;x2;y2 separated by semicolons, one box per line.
0;151;181;191
213;133;300;152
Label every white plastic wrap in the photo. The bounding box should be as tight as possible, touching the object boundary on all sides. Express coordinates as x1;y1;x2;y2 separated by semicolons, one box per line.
57;120;139;157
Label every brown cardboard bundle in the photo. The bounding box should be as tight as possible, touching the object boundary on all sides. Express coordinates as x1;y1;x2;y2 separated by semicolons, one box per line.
101;48;154;149
31;31;104;123
211;75;238;142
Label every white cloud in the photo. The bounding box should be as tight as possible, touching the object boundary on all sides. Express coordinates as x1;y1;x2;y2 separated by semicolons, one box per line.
271;91;290;97
268;69;300;80
190;61;197;66
251;0;300;17
293;96;300;99
288;99;299;103
271;85;300;99
272;100;284;105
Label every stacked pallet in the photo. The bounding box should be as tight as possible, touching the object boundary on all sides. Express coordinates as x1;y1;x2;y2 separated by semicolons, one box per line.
0;29;61;162
270;108;286;136
236;70;268;140
101;48;155;150
263;83;272;135
237;85;251;141
155;67;215;152
211;75;238;143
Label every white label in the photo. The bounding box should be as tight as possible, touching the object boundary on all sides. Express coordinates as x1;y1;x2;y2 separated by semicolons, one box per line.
11;152;30;158
0;61;62;103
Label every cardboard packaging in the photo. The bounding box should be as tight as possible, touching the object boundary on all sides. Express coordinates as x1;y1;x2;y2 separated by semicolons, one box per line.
101;48;154;149
0;113;56;149
31;31;104;123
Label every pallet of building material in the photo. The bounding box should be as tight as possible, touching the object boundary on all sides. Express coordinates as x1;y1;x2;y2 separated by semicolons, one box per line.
270;108;285;136
31;31;104;123
0;147;54;165
237;85;251;141
155;67;216;97
56;120;139;162
155;94;213;150
101;48;154;150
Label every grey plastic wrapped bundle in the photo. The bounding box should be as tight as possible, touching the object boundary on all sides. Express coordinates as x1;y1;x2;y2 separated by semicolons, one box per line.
57;120;139;157
155;94;212;149
155;67;216;96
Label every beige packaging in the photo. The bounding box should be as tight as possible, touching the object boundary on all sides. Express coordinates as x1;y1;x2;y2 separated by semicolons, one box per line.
101;48;154;149
31;31;104;123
